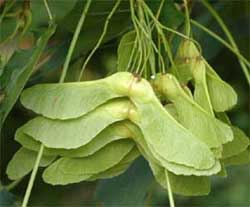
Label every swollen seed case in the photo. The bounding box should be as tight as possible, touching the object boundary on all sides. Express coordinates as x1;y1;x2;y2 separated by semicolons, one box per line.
6;71;249;197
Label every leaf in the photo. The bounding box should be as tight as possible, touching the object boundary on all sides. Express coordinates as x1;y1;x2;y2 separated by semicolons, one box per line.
16;121;131;157
63;0;131;58
117;31;136;72
153;73;233;149
222;126;250;159
206;63;237;112
147;0;184;29
223;148;250;166
42;139;135;185
0;189;19;207
0;38;18;75
95;157;154;207
0;23;56;128
20;98;132;149
61;0;130;32
0;18;20;44
149;161;211;196
6;147;56;180
87;146;140;181
30;0;78;29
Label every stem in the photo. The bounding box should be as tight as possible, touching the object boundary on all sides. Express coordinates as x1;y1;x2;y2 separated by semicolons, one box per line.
142;2;176;72
22;145;44;207
183;0;191;36
21;0;89;206
130;0;143;74
156;0;165;20
165;170;175;207
43;0;53;20
21;2;55;206
78;0;122;81
0;0;16;24
191;19;250;79
59;0;92;83
125;35;138;72
200;0;250;85
5;177;23;191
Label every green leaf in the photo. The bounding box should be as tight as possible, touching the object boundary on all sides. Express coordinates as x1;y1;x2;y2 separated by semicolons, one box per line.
149;161;211;196
153;73;233;149
222;126;250;159
0;18;20;44
117;31;136;72
0;23;56;128
147;0;184;29
95;157;154;207
6;147;55;180
0;189;19;207
30;0;78;29
206;63;237;112
16;121;131;157
0;38;18;75
42;139;135;185
21;99;132;149
62;0;131;58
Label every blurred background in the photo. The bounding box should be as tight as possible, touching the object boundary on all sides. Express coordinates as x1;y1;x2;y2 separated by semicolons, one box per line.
0;0;249;206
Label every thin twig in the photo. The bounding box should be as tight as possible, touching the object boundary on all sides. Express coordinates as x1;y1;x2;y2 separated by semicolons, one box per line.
43;0;53;21
191;20;250;76
78;0;122;81
200;0;250;85
22;145;44;207
183;0;191;36
60;0;92;83
165;170;175;207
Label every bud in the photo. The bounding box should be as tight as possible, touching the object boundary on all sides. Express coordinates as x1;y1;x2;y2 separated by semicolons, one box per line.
175;40;200;64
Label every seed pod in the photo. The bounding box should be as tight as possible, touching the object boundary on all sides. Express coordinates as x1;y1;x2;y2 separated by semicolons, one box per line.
152;73;233;149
